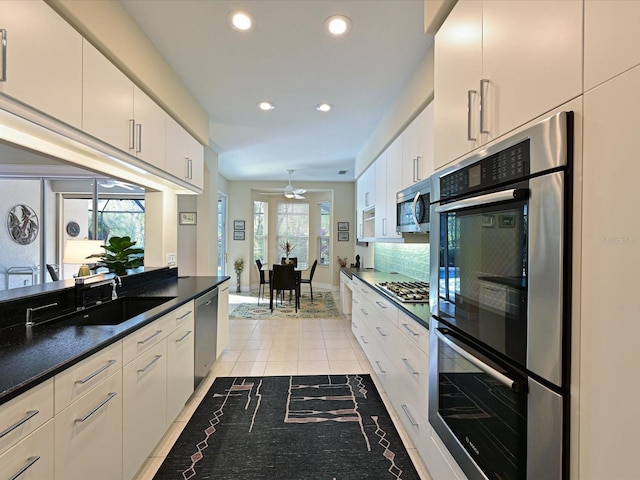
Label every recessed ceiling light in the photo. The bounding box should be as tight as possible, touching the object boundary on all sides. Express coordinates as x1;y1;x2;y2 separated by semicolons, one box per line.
229;10;254;31
316;103;332;112
325;15;351;36
257;101;275;111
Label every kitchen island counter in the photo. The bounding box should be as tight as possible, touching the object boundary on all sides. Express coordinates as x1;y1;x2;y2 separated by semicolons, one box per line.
0;272;229;406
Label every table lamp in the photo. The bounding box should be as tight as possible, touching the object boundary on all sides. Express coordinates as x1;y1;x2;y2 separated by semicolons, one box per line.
63;239;104;277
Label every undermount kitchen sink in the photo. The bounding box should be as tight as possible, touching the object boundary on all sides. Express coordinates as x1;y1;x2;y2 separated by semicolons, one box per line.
53;296;176;326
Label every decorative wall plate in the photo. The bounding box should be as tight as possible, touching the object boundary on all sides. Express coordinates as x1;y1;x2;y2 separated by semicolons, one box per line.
66;221;80;237
7;204;39;245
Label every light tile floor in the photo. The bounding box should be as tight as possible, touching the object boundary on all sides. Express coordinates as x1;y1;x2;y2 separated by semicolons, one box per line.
134;290;431;479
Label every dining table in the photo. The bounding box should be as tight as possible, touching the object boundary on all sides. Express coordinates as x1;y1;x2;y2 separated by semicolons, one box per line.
261;263;308;310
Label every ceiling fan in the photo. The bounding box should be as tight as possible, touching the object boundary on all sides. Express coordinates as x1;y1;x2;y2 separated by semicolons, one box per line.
283;169;306;199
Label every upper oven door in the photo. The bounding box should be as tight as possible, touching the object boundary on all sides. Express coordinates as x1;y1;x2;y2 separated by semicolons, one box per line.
432;171;566;387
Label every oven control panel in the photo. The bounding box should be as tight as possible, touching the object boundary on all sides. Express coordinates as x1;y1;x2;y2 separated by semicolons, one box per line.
440;139;530;200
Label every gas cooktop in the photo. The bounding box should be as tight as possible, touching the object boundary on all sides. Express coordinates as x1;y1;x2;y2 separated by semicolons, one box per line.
376;281;430;304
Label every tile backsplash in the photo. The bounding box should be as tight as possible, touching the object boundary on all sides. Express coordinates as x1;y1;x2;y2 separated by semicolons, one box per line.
374;242;430;282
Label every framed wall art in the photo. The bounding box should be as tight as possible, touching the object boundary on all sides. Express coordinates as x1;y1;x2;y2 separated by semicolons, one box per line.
233;230;245;241
179;212;197;225
233;220;245;230
338;231;349;241
337;221;349;231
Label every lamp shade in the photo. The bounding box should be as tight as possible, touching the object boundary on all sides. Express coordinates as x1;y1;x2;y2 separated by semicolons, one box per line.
63;239;104;276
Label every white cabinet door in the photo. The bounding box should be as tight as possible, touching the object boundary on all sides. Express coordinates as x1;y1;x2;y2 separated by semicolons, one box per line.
167;317;195;425
166;115;204;190
0;0;82;128
584;0;640;91
435;0;582;169
122;341;167;480
402;103;434;186
356;163;375;239
482;0;582;143
434;0;482;169
374;150;387;237
54;370;123;480
385;136;403;239
0;420;54;480
133;86;166;169
82;40;134;152
217;280;230;359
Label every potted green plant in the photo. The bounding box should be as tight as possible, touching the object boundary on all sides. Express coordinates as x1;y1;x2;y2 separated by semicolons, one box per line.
87;236;144;276
233;258;244;293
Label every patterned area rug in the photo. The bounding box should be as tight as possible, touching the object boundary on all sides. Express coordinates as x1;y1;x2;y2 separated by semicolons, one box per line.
152;374;421;480
229;291;340;319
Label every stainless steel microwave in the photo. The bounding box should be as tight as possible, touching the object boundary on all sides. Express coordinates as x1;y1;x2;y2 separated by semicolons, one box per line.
396;178;430;234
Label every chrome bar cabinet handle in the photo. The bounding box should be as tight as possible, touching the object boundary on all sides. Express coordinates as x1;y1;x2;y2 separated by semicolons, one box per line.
128;119;135;150
75;359;117;385
8;456;40;480
0;410;39;439
138;355;162;374
75;392;117;423
135;123;142;153
480;79;490;134
467;89;477;141
0;29;6;82
401;323;419;337
175;330;193;343
138;329;163;345
402;358;419;376
401;404;418;426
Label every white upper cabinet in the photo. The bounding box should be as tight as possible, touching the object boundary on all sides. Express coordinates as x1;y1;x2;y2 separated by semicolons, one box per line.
374;150;388;238
356;163;375;239
435;0;582;169
584;0;640;91
402;102;434;188
434;0;483;169
82;39;134;152
133;86;166;169
385;137;403;239
0;0;82;128
166;115;204;190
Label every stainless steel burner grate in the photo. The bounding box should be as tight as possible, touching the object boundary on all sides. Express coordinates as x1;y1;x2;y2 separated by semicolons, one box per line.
376;281;430;303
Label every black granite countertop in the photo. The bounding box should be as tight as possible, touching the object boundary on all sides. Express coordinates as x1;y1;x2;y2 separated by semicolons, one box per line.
341;268;432;330
0;274;229;406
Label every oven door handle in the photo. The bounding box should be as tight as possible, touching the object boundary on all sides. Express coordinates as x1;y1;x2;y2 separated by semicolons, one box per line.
434;188;528;213
435;328;521;392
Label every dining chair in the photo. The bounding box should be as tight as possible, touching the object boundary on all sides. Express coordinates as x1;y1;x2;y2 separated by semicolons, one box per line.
255;259;269;305
299;259;318;302
270;263;298;312
46;264;59;281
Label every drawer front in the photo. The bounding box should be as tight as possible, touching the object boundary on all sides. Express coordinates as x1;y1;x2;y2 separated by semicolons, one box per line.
0;378;53;455
0;420;54;480
166;300;194;332
391;329;429;400
54;369;122;480
123;313;171;364
397;311;429;355
368;291;398;327
54;340;122;414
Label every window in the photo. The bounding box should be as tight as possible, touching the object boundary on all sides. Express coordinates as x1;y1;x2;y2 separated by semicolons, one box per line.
276;202;309;265
253;201;267;263
318;202;330;265
89;198;145;245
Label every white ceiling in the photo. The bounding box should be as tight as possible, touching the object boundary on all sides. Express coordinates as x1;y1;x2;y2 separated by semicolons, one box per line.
120;0;432;183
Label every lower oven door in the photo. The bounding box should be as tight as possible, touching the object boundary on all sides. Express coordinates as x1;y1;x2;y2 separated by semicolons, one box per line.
428;321;563;480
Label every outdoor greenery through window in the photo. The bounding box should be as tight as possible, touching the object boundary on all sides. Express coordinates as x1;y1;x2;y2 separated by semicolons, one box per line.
253;201;267;263
89;199;145;245
319;202;330;265
276;202;309;265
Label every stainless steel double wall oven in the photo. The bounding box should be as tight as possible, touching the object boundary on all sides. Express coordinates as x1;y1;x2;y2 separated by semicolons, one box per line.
429;112;572;480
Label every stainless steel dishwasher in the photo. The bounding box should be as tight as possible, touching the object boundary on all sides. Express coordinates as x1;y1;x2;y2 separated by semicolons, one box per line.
194;287;218;388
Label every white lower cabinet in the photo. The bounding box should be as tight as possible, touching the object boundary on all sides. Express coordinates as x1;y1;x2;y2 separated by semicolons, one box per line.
123;340;168;480
54;369;123;480
350;279;432;473
0;420;54;480
166;316;195;424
